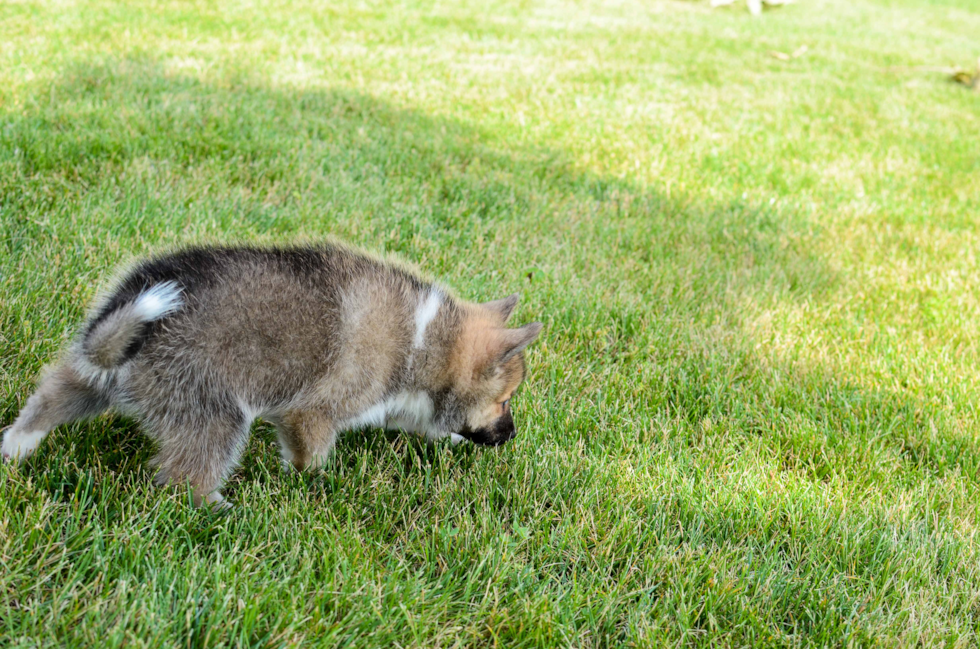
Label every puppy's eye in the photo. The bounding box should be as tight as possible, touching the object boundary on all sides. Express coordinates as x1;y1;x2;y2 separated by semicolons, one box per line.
501;399;510;412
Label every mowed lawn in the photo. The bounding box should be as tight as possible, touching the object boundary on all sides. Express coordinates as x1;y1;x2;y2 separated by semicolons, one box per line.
2;0;980;646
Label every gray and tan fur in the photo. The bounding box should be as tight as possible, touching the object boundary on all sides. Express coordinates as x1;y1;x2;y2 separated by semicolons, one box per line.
2;244;542;507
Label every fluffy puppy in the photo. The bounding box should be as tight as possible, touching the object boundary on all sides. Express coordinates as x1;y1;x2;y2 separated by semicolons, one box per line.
2;244;542;506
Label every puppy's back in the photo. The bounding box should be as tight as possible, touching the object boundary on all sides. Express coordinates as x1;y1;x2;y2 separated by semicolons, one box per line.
97;245;428;409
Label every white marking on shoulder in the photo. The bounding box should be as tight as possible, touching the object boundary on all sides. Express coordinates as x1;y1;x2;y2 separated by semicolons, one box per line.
413;290;443;349
132;281;184;321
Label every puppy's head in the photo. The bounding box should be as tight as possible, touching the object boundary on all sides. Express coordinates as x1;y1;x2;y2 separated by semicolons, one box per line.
443;295;542;446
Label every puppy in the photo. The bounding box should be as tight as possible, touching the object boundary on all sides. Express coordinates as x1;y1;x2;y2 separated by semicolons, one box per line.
2;244;542;506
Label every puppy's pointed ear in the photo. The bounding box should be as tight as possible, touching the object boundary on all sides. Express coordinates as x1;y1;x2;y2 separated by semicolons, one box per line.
494;322;543;365
458;317;543;383
481;294;520;323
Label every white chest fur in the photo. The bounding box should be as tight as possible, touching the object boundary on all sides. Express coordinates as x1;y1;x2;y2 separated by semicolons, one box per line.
342;391;437;436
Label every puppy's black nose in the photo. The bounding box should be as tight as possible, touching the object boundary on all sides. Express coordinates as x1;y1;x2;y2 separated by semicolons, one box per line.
458;416;517;446
495;418;516;444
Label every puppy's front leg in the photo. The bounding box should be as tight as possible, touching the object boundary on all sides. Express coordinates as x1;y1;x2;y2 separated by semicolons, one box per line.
276;409;337;472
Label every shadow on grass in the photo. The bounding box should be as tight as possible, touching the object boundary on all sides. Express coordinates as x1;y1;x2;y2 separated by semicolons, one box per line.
1;56;976;523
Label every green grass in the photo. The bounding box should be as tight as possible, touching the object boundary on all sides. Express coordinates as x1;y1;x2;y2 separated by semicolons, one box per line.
2;0;980;645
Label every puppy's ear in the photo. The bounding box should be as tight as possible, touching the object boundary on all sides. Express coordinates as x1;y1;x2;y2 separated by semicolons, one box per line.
493;322;543;365
457;316;543;383
481;294;520;323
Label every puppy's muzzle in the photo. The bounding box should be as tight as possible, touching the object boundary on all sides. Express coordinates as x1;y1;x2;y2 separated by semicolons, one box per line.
458;415;516;446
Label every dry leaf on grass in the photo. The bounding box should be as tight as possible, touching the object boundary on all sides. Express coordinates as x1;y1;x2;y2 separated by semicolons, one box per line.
770;45;808;61
949;58;980;90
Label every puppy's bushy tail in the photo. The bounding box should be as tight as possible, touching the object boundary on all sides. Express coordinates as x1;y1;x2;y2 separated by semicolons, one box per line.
82;281;183;369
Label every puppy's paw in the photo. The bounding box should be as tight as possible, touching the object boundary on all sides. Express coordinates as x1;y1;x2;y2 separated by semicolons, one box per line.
208;499;234;512
199;490;234;511
1;427;47;464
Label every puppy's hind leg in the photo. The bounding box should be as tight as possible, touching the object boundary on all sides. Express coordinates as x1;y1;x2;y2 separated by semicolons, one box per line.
149;405;251;508
3;362;110;463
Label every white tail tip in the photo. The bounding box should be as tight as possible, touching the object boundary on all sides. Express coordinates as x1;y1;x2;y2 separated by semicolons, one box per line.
132;281;184;321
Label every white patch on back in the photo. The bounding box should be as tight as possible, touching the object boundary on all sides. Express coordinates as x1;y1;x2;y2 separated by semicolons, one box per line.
1;429;49;463
413;290;442;349
132;281;184;321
